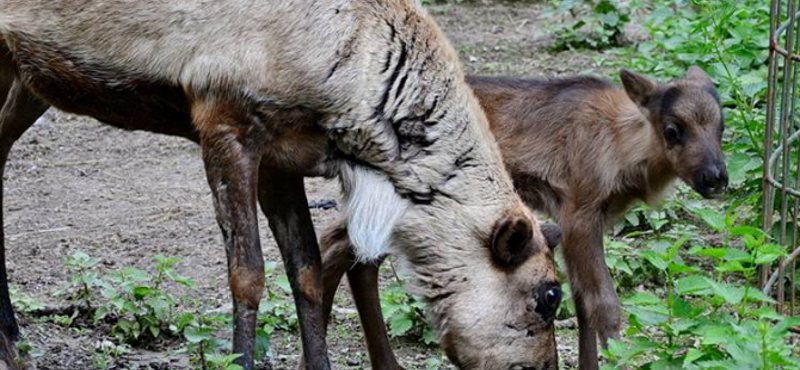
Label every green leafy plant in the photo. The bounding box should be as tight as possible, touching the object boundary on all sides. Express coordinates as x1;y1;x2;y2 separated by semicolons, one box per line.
379;259;436;345
56;250;107;310
92;340;131;370
95;256;194;344
174;307;238;370
205;353;244;370
248;262;300;364
9;286;44;313
602;211;799;369
547;0;632;51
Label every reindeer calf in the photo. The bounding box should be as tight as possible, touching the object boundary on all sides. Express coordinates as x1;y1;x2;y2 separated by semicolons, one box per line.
317;67;727;370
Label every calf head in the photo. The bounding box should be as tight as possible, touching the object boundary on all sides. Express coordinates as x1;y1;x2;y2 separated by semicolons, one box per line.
621;66;728;198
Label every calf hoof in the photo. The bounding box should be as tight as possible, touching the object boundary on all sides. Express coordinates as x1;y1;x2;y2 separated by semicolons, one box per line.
0;334;19;370
587;293;622;347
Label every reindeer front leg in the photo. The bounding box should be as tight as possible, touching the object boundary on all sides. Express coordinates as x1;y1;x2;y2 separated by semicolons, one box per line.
196;104;265;370
560;202;620;370
257;167;330;370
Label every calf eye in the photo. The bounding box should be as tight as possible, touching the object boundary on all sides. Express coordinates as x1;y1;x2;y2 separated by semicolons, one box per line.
664;124;681;144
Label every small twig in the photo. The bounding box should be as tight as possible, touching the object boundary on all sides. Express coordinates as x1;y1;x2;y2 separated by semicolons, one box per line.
762;244;800;296
516;19;529;32
199;338;207;370
389;259;403;286
7;226;71;240
25;304;91;318
789;326;800;335
46;159;108;168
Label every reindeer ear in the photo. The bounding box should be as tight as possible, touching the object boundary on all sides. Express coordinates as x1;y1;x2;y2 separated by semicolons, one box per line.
540;222;562;251
490;214;534;268
685;65;714;86
620;69;657;106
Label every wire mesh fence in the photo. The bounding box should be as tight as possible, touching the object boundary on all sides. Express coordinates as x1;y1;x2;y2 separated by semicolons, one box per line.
762;0;800;314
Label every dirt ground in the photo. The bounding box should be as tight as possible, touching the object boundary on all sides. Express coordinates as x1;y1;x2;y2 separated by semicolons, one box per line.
4;3;621;370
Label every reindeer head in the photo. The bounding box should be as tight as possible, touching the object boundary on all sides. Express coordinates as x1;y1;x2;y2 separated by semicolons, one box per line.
621;66;728;198
443;217;561;370
340;161;562;369
391;206;562;370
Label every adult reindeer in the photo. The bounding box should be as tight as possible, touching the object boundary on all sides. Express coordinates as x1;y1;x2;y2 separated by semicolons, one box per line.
0;0;561;369
314;68;728;370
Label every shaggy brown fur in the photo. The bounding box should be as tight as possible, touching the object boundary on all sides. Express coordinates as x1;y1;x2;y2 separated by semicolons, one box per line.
315;67;727;370
0;1;560;369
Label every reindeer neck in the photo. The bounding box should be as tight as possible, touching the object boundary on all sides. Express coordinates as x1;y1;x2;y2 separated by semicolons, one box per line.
609;90;677;206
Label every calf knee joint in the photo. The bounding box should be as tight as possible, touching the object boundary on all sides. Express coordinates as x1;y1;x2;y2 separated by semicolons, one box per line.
297;265;323;305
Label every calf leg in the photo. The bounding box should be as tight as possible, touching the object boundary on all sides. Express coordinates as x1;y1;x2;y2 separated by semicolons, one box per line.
257;167;330;370
560;205;620;370
295;224;351;370
0;80;49;369
348;260;404;370
298;222;403;370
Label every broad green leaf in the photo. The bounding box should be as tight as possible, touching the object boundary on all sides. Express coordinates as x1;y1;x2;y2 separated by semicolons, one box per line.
683;348;704;366
755;243;786;265
389;316;414;337
640;250;668;271
184;326;214;343
726;153;760;186
676;275;712;295
706;279;744;304
671;297;701;319
691;247;726;259
275;275;292;294
254;328;272;360
626;305;668;326
749;306;782;320
689;206;725;232
149;325;160;338
743;288;776;304
624;293;661;306
133;286;153;300
698;324;734;345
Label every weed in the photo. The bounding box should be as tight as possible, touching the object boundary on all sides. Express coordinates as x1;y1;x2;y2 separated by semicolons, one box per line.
95;256;194;344
379;259;436;345
56;250;107;310
9;286;44;314
546;0;633;51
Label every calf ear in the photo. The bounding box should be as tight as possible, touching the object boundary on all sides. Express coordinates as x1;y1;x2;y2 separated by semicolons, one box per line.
490;214;534;268
685;65;714;86
620;69;657;106
540;222;562;250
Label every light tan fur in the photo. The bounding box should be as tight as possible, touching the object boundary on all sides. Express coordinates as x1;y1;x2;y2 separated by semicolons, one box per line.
0;0;558;369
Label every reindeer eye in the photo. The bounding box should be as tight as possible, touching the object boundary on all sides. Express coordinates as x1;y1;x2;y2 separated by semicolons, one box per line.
544;288;561;310
535;283;562;322
664;124;681;144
